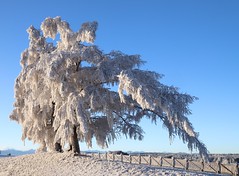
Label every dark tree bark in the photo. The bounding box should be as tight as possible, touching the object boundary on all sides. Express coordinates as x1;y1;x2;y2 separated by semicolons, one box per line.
70;125;80;154
55;142;63;152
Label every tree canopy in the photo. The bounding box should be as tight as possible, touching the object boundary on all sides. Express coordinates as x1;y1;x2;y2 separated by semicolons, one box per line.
10;16;208;159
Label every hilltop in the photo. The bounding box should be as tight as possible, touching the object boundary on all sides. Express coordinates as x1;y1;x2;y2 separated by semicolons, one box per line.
0;152;226;176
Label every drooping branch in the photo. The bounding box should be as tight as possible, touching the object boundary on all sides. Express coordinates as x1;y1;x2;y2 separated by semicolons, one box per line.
133;105;209;159
10;17;208;160
112;111;144;141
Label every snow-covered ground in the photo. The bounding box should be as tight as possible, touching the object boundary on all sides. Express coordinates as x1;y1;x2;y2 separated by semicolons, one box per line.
0;152;227;176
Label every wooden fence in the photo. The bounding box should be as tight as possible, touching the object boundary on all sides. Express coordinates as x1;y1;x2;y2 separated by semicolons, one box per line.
88;153;239;176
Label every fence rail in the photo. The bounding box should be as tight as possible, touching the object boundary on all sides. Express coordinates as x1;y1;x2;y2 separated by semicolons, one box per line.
87;152;239;176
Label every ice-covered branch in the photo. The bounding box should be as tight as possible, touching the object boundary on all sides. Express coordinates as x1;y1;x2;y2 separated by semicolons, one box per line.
11;17;208;159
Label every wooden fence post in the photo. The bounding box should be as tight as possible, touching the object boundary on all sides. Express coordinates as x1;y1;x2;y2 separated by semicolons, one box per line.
236;163;239;176
112;153;115;161
149;155;152;165
217;161;221;174
185;159;189;170
172;157;175;168
98;152;100;159
129;155;132;164
201;159;204;172
159;157;163;167
121;153;123;162
139;154;141;164
105;152;108;160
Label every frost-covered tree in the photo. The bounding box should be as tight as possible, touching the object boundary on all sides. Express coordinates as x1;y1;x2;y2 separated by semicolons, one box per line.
10;17;208;159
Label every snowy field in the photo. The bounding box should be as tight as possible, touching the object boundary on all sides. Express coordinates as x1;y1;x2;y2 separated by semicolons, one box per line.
0;152;228;176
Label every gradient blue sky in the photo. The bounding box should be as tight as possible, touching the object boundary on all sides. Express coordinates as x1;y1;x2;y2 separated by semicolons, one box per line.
0;0;238;154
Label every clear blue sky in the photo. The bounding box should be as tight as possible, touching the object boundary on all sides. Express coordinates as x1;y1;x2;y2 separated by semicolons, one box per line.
0;0;238;154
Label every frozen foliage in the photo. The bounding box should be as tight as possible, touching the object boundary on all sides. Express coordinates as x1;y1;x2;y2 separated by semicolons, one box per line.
10;17;208;159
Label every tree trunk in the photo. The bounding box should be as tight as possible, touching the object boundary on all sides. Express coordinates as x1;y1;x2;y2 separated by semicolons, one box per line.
70;125;80;154
55;142;63;152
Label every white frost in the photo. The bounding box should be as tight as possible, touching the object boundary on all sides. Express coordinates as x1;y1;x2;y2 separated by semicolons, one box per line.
0;152;213;176
10;17;208;159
